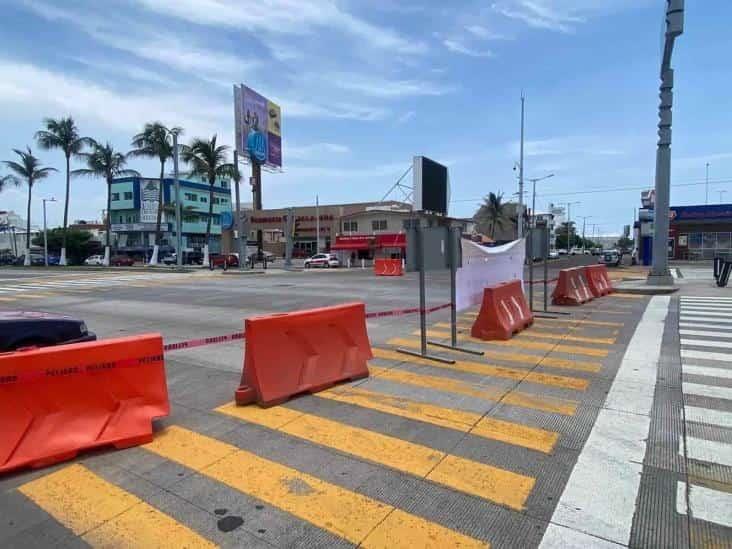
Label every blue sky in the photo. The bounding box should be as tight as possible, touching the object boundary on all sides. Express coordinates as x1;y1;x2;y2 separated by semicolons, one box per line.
0;0;730;236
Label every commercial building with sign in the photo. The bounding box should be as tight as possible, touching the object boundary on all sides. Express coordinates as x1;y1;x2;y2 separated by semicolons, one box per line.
109;176;233;256
636;203;732;263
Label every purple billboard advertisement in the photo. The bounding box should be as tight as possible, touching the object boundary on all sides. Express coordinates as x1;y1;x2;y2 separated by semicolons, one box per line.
234;84;282;168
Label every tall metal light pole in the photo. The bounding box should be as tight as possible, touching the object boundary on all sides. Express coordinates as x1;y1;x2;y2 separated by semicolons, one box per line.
233;149;246;270
42;197;56;266
528;173;555;226
578;215;593;252
565;202;580;250
315;195;320;253
648;0;684;286
705;162;710;205
172;130;183;268
518;93;525;239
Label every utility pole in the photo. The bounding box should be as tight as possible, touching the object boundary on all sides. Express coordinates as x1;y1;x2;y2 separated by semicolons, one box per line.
565;201;580;250
315;194;320;253
648;0;683;286
518;93;525;240
173;131;183;268
705;162;710;205
252;162;263;259
233;149;245;270
42;197;56;266
578;215;593;253
529;173;555;228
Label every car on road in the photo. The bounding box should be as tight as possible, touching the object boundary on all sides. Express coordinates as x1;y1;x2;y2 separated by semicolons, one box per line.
110;255;134;266
549;250;559;259
84;255;105;266
599;249;622;267
0;311;96;352
162;251;204;265
46;254;60;265
209;253;239;269
556;249;568;255
14;253;45;266
304;253;340;268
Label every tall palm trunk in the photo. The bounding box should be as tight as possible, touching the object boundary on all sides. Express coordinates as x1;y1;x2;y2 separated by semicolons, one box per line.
26;180;33;253
205;176;214;248
154;161;165;245
106;179;112;248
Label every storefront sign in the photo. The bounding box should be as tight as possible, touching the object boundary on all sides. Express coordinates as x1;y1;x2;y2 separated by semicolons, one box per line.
111;223;169;232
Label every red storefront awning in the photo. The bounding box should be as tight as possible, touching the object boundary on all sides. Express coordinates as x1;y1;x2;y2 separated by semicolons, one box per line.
375;233;406;248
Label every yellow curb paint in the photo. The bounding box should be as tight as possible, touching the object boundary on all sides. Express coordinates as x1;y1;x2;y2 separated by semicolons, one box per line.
144;426;488;547
216;403;535;509
416;330;609;358
368;365;577;416
19;464;215;548
469;315;624;328
433;322;615;345
608;293;645;299
387;337;602;373
317;385;559;453
373;347;589;390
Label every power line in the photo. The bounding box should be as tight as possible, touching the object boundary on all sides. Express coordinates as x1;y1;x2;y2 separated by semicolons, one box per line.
451;177;732;204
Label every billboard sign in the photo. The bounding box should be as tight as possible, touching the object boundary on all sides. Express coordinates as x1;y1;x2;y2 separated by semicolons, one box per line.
140;179;159;224
234;84;282;169
413;156;449;215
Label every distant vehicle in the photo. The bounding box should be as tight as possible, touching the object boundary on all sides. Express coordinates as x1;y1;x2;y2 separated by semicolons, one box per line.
209;253;239;269
599;249;621;267
162;251;203;265
591;247;603;256
47;254;60;265
0;252;16;265
549;250;559;259
110;255;134;266
556;249;568;255
15;254;45;266
569;247;581;255
0;311;96;352
84;255;104;266
304;253;340;268
247;250;276;263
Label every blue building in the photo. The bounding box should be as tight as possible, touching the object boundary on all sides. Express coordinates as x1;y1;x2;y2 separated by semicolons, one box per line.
109;175;233;255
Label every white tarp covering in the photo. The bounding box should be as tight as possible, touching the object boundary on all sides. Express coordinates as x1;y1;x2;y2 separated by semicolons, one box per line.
455;238;525;312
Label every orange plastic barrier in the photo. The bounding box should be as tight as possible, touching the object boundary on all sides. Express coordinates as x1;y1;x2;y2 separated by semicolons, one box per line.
552;267;594;305
235;302;372;407
0;334;169;475
471;280;534;341
374;258;404;276
584;264;615;297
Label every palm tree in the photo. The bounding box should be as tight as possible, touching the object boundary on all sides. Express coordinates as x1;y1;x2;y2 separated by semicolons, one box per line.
474;192;508;239
73;141;139;265
35;117;92;265
129;123;182;264
180;135;235;262
3;148;57;265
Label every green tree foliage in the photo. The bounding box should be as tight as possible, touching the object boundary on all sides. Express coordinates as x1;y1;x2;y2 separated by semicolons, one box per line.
473;192;508;238
31;228;100;265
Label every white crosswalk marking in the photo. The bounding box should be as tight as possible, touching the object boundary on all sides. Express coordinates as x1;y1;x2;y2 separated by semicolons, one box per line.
0;274;182;296
676;296;732;530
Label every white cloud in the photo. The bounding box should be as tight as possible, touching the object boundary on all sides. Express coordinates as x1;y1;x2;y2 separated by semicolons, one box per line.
396;110;416;124
465;25;509;40
328;73;455;98
509;137;625;157
443;40;494;58
133;0;427;55
286;142;350;160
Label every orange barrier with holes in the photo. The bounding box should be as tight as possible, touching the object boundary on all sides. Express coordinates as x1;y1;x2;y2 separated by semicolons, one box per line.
471;280;534;341
0;334;169;475
374;258;404;276
552;267;594;305
584;264;615;297
235;302;372;407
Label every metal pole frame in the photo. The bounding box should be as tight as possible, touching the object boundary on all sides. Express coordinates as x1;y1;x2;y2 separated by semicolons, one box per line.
397;224;456;364
173;132;183;268
234;150;245;270
43;199;48;267
518;94;525;240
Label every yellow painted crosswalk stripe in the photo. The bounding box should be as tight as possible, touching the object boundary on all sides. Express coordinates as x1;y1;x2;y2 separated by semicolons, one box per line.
144;426;488;547
432;322;615;345
533;321;621;337
19;464;215;548
216;403;535;509
369;365;577;416
462;313;623;328
316;385;559;453
417;330;609;358
609;292;645;299
388;337;602;373
373;347;589;390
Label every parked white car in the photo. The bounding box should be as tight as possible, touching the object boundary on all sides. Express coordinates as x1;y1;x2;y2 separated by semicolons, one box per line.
304;253;340;268
84;255;104;266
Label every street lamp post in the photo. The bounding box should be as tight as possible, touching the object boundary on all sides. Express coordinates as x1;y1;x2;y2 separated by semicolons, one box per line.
171;130;183;269
528;173;555;227
706;162;710;205
578;215;593;253
42;197;56;266
648;0;684;286
518;93;525;240
565;202;581;251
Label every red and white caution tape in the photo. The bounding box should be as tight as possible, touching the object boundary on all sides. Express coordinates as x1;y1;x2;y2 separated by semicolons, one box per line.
163;332;245;352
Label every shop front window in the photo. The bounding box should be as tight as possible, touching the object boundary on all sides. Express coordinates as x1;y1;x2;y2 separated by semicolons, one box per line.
716;232;731;250
688;233;702;249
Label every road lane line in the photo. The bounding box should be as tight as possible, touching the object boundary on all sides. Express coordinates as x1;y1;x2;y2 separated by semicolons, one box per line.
387;337;602;373
372;347;589;390
144;426;488;547
316;385;559;453
216;402;535;509
684;406;732;428
369;365;577;416
539;296;670;547
417;329;609;358
432;322;615;345
680;436;732;468
683;382;732;401
681;349;732;363
676;481;732;528
18;464;215;548
683;364;732;379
